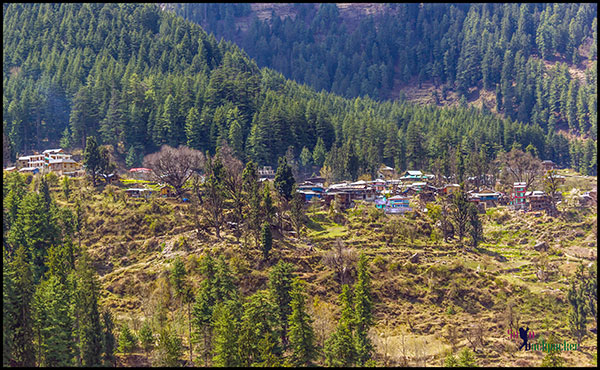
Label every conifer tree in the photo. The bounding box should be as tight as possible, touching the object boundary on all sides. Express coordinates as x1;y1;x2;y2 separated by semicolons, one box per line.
274;156;296;201
138;321;154;355
154;325;183;367
74;250;103;366
7;246;36;367
33;275;75;367
262;182;275;226
118;323;138;354
3;251;15;366
287;278;316;366
261;222;272;261
192;255;216;366
170;256;188;307
242;160;262;248
268;261;295;349
312;137;327;168
354;253;374;366
83;136;102;186
567;278;587;346
468;203;483;248
238;290;280;366
102;310;116;367
212;301;241;367
324;284;356;367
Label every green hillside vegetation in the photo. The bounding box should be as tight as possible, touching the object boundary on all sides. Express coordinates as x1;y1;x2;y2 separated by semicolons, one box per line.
171;3;597;139
3;168;597;366
2;3;596;177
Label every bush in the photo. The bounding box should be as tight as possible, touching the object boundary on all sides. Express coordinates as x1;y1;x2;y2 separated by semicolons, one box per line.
457;348;477;366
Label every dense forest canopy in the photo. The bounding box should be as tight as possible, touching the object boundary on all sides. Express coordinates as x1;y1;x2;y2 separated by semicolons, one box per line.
3;3;597;178
171;3;597;138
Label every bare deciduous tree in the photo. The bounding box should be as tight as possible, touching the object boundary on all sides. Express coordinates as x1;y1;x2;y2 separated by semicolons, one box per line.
143;145;204;198
219;142;245;241
496;148;543;189
543;169;562;215
322;238;358;286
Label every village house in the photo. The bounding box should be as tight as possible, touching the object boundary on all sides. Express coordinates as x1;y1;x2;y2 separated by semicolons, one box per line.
129;167;153;181
441;183;461;196
125;187;153;199
258;166;275;180
511;182;528;210
528;190;554;213
399;170;427;183
377;164;396;179
470;188;501;208
541;160;556;171
386;195;412;213
368;178;386;192
16;148;82;175
297;181;325;202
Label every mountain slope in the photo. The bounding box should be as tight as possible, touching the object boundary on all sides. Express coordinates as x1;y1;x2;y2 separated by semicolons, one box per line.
2;3;596;178
169;3;597;139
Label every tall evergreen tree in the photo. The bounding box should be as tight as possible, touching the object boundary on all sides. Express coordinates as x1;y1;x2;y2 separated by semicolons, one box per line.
287;278;316;366
324;284;356;367
212;301;241;367
268;261;295;350
102;310;116;367
6;246;36;367
238;290;280;366
274;156;296;201
74;250;103;366
354;253;374;366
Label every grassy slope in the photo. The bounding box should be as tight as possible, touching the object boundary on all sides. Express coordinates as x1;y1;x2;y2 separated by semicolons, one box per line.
52;175;597;367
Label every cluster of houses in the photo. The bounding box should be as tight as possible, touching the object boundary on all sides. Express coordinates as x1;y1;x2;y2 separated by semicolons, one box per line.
4;149;83;176
295;164;586;215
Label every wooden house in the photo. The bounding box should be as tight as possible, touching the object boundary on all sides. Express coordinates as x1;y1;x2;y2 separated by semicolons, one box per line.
528;191;553;212
129;167;153;181
541;160;556;171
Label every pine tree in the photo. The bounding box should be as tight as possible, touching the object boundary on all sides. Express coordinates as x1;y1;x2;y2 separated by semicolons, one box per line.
324;284;356;367
7;246;36;367
450;184;471;243
238;290;280;366
468;203;483;248
3;251;15;366
312;137;327;168
287;278;316;366
242;160;263;248
261;222;273;261
32;275;75;367
212;301;241;367
274;156;296;201
192;255;216;366
74;250;103;366
83;136;102;186
185;106;204;150
138;321;154;355
102;310;116;367
118;323;138;354
268;261;295;350
170;256;188;307
354;253;374;366
567;279;587;346
154;325;183;367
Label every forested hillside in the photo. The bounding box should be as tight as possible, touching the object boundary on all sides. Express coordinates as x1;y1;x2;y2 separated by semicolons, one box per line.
2;3;597;178
170;3;597;139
